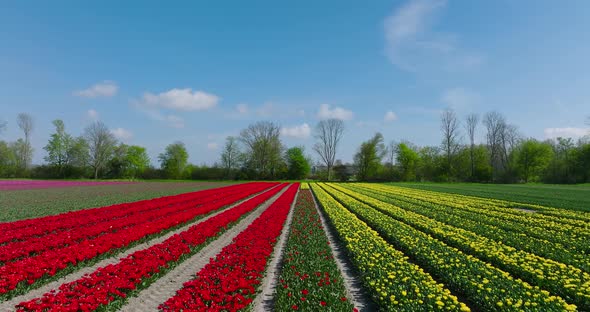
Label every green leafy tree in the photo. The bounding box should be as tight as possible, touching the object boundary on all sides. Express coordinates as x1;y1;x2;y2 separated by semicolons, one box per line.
107;144;129;178
417;146;443;181
573;143;590;182
67;137;90;168
106;144;150;179
354;132;385;181
396;142;420;181
0;141;17;177
44;120;90;178
159;141;189;179
557;137;575;182
124;145;150;179
44;119;73;177
285;146;311;180
515;139;553;183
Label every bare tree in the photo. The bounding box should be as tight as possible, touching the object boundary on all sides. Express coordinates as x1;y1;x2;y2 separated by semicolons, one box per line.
386;140;396;179
440;108;460;179
484;111;504;181
17;113;34;170
313;119;344;180
44;119;72;177
0;120;6;134
465;113;479;180
221;136;241;178
84;121;117;179
239;121;282;178
484;111;520;181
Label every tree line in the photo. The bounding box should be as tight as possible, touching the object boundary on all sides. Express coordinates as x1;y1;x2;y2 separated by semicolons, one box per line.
346;110;590;184
0;112;589;183
0;116;315;180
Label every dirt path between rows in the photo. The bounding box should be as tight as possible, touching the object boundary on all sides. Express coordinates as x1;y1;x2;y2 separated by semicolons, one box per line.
250;189;298;312
311;189;375;312
0;186;278;312
118;185;290;312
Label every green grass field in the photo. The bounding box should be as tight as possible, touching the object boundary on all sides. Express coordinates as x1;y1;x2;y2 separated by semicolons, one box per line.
0;181;236;222
390;182;590;212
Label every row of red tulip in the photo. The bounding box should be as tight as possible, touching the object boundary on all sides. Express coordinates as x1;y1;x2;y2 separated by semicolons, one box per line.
0;183;270;263
159;183;299;312
0;182;279;297
0;183;259;244
15;183;289;311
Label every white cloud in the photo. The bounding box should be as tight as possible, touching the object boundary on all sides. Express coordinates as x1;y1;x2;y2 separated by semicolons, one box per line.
384;0;483;72
384;0;444;44
132;88;217;128
87;109;99;120
111;127;133;141
544;127;590;139
384;111;398;122
317;104;353;121
138;88;219;111
236;103;248;114
74;81;118;98
281;123;311;139
441;87;480;111
207;142;219;150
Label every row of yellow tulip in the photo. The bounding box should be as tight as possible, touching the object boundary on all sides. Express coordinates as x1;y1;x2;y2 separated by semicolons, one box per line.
309;183;469;311
342;183;590;273
357;183;590;254
378;184;590;230
317;183;576;311
399;186;590;224
327;183;590;310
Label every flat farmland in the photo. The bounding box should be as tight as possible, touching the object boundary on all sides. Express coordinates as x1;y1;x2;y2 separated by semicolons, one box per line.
312;182;589;311
2;181;588;311
0;180;236;221
1;182;364;312
391;182;590;212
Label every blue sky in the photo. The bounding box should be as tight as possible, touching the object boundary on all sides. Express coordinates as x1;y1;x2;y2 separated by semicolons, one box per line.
1;0;589;166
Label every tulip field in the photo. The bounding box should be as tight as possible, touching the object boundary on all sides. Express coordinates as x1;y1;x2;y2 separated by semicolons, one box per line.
311;182;589;311
0;180;588;311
